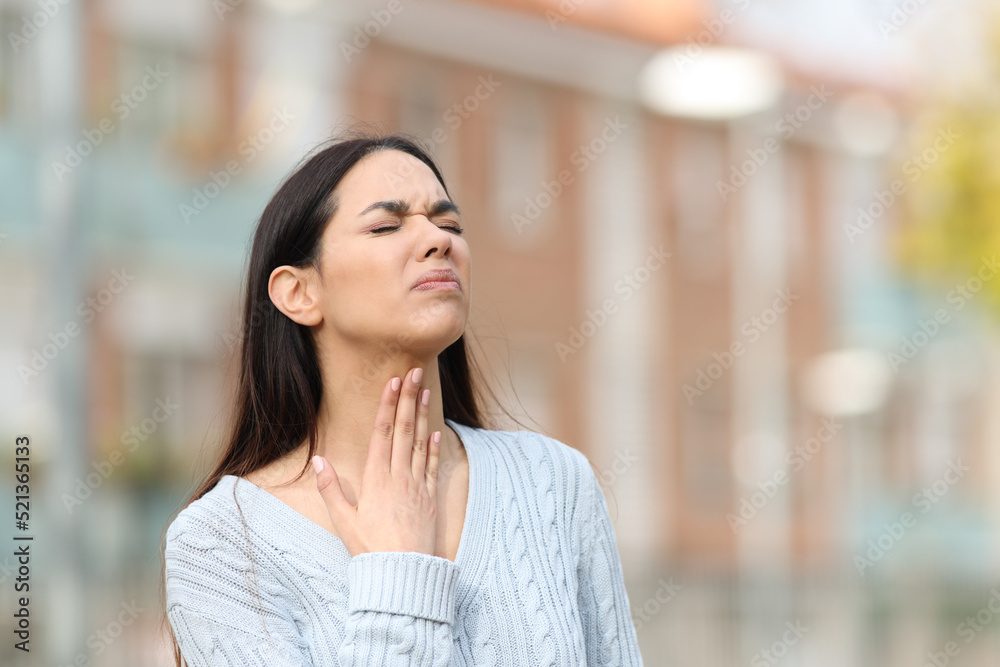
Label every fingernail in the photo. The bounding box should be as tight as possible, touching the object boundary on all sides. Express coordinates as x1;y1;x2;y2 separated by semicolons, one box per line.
434;431;441;444
391;377;401;391
412;367;423;384
421;389;430;405
311;455;323;474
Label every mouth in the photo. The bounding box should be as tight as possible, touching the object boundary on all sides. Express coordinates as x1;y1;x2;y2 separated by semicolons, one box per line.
412;269;461;292
413;280;461;292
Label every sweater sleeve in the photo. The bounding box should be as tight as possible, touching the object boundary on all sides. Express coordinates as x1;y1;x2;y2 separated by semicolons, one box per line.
164;510;313;666
338;550;459;665
577;467;644;666
165;506;460;666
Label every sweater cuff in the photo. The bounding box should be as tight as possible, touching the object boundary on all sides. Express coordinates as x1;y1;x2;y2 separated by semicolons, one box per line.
347;551;459;624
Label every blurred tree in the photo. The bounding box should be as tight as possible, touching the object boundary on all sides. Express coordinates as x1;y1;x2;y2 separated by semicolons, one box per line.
895;11;1000;316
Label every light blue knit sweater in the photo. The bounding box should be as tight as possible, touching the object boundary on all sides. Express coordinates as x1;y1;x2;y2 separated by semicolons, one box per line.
164;418;644;665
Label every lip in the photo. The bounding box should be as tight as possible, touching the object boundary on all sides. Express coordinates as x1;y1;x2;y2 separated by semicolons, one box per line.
412;268;461;291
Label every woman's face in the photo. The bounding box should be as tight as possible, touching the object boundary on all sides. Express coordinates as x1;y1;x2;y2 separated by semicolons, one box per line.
312;148;471;355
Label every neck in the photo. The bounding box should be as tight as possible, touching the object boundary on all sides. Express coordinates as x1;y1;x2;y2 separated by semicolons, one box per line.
310;344;457;483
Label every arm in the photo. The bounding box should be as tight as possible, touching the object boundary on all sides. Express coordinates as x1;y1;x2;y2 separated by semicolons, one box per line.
338;551;458;665
577;468;644;666
165;511;459;666
164;512;313;666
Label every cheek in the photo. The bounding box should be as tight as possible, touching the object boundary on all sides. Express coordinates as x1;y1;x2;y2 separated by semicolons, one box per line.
455;243;472;284
325;249;398;309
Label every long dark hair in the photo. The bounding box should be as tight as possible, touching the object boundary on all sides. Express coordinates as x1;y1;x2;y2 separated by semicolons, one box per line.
159;130;529;666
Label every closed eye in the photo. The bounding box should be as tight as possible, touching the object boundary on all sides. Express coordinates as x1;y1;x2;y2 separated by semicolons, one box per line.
370;224;464;235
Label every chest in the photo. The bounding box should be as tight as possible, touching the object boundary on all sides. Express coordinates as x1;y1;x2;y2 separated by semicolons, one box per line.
433;459;469;562
264;455;591;666
261;460;470;563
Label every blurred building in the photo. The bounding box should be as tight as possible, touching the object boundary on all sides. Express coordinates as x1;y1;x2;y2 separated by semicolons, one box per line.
1;0;998;665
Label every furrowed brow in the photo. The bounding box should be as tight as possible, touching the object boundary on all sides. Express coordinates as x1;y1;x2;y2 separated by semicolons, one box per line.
358;199;410;217
429;199;460;217
358;199;460;218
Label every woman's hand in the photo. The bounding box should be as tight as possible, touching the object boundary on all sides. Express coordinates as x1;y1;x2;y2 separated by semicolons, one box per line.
311;367;441;558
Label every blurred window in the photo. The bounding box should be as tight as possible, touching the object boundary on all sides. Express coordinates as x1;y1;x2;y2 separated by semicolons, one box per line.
492;82;552;248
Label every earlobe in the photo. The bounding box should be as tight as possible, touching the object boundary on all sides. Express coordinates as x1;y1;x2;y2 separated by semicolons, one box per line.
268;265;323;326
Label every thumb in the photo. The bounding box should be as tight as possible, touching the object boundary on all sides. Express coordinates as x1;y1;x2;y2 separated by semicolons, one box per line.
312;455;353;521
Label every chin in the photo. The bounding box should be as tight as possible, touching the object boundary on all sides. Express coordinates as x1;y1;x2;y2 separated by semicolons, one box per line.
404;315;466;351
407;299;466;330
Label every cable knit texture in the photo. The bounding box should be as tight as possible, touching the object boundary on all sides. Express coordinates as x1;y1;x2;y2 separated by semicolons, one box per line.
164;419;644;666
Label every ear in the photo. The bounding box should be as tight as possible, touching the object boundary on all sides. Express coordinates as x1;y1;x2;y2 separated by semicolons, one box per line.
268;265;323;327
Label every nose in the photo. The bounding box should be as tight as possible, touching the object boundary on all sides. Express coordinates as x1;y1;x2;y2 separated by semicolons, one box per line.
415;216;453;259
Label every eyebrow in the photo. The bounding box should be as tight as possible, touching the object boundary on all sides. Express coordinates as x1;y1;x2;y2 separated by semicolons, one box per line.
358;198;461;218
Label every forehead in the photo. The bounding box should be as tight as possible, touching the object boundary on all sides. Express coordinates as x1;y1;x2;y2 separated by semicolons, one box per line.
337;149;447;203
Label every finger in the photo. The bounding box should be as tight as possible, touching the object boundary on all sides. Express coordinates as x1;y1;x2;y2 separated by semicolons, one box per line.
425;431;441;497
411;388;430;480
366;376;401;479
391;367;422;476
313;455;354;526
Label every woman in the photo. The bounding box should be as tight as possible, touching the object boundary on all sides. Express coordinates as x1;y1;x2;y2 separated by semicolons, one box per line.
161;131;644;666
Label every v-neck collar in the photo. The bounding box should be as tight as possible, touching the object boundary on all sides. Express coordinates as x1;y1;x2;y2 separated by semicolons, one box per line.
219;417;494;611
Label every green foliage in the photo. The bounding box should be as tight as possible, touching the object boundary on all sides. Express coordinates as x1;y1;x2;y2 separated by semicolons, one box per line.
896;16;1000;317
